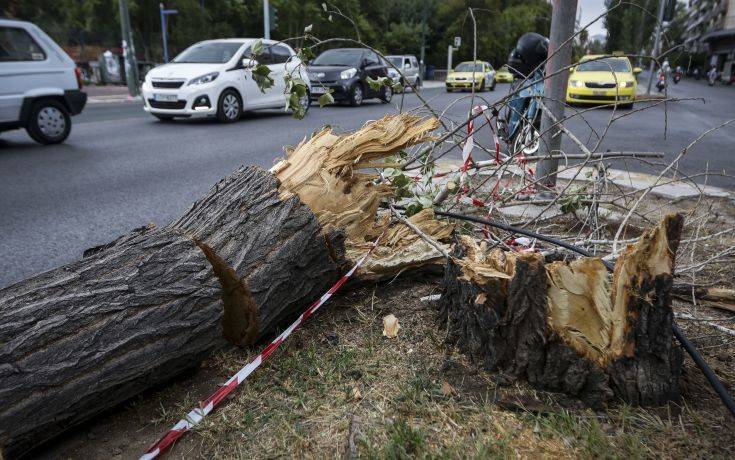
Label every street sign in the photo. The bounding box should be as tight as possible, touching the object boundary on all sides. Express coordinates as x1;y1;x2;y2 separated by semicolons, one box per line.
454;36;461;48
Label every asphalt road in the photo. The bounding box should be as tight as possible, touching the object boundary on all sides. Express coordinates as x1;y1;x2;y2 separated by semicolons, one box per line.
1;78;734;287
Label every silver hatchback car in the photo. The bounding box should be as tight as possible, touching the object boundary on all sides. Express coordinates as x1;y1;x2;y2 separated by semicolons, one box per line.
386;55;421;90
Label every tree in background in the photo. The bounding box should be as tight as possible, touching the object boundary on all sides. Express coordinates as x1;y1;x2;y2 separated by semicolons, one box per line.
604;0;658;54
2;0;551;69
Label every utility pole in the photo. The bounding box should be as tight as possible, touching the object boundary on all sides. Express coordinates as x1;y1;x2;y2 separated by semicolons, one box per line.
419;1;428;79
263;0;270;40
447;45;453;74
646;0;666;94
536;0;578;192
118;0;139;96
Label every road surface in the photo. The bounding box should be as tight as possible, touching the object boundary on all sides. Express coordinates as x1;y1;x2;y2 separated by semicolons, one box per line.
1;78;733;287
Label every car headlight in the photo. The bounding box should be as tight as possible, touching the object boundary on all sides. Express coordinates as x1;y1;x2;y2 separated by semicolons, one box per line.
619;81;634;88
188;72;219;85
570;80;584;88
340;68;357;80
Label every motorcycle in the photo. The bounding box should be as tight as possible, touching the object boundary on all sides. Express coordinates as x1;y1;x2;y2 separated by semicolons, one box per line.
499;69;545;156
656;74;666;92
673;71;682;84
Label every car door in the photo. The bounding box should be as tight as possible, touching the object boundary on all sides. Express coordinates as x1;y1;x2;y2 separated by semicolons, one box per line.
262;43;290;107
233;45;266;110
485;62;495;83
410;56;420;83
0;25;49;123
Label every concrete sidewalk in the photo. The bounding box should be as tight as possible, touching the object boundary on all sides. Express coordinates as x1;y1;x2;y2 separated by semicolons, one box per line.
83;85;140;104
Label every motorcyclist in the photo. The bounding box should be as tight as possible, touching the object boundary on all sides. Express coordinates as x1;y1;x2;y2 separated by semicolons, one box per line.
708;67;718;86
673;65;682;84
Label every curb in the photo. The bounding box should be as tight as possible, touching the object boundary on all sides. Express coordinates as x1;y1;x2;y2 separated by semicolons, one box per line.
434;159;732;200
86;95;142;104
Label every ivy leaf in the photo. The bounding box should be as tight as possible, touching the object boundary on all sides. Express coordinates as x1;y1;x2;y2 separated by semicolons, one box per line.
252;64;274;93
318;91;334;107
251;39;264;56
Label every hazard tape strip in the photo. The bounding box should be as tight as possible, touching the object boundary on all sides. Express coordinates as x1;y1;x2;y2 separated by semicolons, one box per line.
140;234;383;460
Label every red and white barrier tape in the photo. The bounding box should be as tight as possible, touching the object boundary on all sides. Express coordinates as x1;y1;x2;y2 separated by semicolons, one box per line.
140;234;383;459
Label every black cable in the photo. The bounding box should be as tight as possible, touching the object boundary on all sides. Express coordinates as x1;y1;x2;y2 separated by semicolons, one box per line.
391;205;735;418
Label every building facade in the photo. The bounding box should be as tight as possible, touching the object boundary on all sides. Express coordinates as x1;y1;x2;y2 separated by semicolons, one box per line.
685;0;735;77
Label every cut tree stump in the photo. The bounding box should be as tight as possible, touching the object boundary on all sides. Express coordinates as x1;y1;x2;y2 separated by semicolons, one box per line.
0;114;441;457
439;214;684;408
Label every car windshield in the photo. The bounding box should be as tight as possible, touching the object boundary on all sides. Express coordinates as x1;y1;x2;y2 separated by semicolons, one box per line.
576;57;630;72
455;63;483;72
173;42;244;64
499;65;509;72
312;49;364;66
387;57;402;67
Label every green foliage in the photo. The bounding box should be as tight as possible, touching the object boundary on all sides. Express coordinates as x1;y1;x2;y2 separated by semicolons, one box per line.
283;74;310;119
317;91;334;107
252;64;275;93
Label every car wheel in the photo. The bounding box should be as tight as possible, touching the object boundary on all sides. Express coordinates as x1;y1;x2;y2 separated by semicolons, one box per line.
619;103;634;110
217;89;242;123
490;80;496;91
478;79;486;92
415;78;421;89
349;84;364;107
26;99;71;144
446;88;454;92
154;114;174;122
380;85;393;103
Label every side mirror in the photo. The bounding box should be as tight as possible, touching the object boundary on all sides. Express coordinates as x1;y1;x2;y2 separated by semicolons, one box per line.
633;67;642;74
242;58;258;69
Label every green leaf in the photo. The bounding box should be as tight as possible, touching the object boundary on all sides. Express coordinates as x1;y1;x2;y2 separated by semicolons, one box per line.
405;203;423;217
304;24;313;33
391;174;410;188
318;92;334;107
366;76;386;91
251;39;264;56
322;2;327;11
418;196;433;208
392;81;404;93
252;64;274;93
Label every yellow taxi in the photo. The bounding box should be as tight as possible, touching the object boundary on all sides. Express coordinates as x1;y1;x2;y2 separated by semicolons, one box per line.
566;54;642;108
495;64;514;83
446;60;496;92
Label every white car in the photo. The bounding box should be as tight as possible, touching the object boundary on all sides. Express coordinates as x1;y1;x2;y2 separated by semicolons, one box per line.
0;18;87;144
141;39;310;122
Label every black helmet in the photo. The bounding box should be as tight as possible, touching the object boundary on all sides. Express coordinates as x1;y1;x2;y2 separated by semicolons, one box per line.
507;32;549;78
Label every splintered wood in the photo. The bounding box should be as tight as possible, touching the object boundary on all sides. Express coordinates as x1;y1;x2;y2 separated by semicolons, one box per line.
440;214;684;408
273;114;454;279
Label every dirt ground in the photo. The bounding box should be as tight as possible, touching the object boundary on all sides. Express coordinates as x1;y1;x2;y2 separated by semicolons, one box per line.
34;264;734;459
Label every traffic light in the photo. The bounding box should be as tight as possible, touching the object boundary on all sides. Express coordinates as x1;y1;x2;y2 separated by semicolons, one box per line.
269;5;278;31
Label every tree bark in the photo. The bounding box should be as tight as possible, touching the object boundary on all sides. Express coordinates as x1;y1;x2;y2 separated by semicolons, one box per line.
0;165;345;458
439;215;684;409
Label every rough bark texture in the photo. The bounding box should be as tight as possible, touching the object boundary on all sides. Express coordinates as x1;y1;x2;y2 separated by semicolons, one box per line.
440;215;683;409
0;165;345;457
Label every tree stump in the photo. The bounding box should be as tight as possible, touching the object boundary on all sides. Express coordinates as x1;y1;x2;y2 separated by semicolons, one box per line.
439;214;684;408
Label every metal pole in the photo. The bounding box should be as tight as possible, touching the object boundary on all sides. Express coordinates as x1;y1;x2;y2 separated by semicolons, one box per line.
119;0;140;96
159;3;169;62
263;0;270;40
419;1;427;80
447;45;453;74
646;0;666;94
536;0;578;191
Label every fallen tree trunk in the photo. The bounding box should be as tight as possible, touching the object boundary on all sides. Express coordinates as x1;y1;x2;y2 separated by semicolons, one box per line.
439;214;684;408
0;166;346;457
0;114;442;457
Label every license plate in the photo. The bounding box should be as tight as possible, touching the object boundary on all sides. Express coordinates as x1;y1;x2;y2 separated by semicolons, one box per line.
311;86;327;94
153;93;178;102
592;90;607;96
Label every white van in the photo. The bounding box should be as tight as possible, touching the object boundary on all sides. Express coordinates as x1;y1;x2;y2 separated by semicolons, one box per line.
0;18;87;144
141;39;310;122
